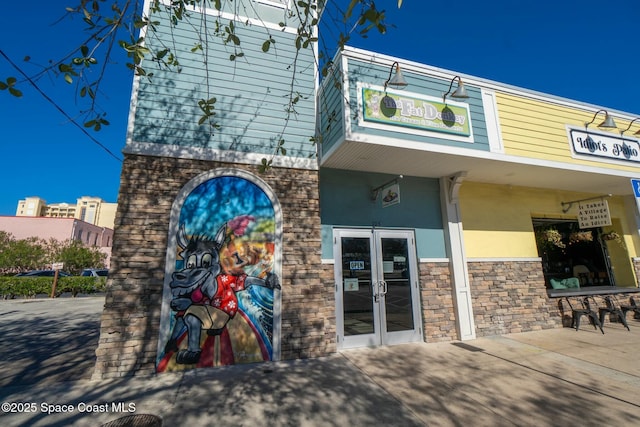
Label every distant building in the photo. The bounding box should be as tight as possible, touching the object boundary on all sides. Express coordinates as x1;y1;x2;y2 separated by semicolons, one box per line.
0;216;113;267
16;196;117;228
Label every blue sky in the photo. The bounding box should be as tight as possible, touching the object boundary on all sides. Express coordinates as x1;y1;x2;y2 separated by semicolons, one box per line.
1;0;639;216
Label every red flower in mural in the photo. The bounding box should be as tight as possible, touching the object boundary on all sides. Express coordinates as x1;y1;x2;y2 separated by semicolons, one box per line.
228;215;255;237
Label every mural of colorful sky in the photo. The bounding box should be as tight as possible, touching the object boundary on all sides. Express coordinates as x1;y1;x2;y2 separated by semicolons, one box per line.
157;174;280;372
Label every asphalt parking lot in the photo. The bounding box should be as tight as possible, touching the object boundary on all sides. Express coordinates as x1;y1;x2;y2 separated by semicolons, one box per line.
0;296;103;388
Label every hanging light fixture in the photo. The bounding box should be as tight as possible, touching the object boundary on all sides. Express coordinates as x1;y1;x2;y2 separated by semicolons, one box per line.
620;117;640;137
585;109;617;130
442;76;469;103
383;62;408;90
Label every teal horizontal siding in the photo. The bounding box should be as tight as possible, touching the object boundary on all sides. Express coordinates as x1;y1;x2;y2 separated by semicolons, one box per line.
318;65;345;155
131;7;316;159
319;168;446;259
345;58;490;151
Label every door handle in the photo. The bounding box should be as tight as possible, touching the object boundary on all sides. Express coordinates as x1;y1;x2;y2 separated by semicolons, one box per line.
379;280;388;297
374;281;387;302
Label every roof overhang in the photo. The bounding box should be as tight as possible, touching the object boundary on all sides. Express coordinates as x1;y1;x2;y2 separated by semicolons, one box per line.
320;136;640;196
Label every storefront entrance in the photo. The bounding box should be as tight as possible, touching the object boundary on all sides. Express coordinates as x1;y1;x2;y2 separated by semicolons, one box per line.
333;229;422;350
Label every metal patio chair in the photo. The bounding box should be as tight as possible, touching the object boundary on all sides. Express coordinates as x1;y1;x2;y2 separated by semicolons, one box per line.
570;297;604;334
598;295;630;331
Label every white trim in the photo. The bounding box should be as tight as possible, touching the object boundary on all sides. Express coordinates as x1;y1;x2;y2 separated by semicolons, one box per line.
341;46;640;121
156;0;298;34
419;258;449;263
342;55;353;142
321;258;335;264
440;176;476;341
467;257;542;263
481;89;505;154
123;141;318;170
319;135;345;165
254;0;290;9
338;130;640;180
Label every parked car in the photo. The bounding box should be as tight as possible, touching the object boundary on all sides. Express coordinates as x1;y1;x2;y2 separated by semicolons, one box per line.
80;268;109;277
15;270;71;277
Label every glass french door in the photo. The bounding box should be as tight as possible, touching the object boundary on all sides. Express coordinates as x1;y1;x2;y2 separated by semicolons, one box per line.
334;229;422;350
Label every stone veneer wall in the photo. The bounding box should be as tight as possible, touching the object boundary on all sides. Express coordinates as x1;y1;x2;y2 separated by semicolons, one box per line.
468;260;561;337
419;262;458;341
93;154;334;379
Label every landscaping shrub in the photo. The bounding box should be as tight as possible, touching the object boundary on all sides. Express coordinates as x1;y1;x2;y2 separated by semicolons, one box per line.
0;276;106;299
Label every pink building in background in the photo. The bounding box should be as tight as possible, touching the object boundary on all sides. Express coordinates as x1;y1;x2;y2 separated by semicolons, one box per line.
0;216;113;266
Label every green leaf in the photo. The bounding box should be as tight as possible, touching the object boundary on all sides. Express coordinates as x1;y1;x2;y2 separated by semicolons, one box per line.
344;0;359;21
9;87;22;97
64;74;73;84
262;40;271;52
258;158;273;173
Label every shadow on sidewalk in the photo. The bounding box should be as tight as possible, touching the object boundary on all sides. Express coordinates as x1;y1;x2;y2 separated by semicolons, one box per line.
0;298;102;389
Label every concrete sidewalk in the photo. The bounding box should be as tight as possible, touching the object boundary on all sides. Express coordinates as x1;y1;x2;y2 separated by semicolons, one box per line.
1;297;640;426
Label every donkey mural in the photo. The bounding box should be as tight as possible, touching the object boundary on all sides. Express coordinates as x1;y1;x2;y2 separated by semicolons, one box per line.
162;222;280;366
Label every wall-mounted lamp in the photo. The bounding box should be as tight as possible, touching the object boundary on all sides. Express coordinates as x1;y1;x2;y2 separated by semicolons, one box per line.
585;109;617;130
620;118;640;137
442;76;469;103
383;62;408;91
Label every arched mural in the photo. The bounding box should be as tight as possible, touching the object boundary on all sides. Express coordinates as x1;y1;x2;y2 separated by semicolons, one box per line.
156;169;281;372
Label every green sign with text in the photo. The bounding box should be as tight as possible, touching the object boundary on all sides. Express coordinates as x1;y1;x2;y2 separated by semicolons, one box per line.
362;87;471;137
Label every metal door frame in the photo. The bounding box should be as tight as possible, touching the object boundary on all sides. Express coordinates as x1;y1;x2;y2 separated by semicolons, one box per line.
334;228;422;350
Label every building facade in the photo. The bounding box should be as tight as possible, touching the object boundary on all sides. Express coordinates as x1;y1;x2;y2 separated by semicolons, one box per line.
93;3;640;378
93;0;329;378
16;196;117;229
0;216;114;266
318;47;640;344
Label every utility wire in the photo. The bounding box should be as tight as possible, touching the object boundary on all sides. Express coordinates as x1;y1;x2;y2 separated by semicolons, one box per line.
0;49;123;162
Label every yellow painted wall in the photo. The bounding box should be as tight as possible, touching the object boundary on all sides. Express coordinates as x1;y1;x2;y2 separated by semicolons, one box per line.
459;183;540;258
495;92;640;173
602;219;636;286
460;182;637;285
